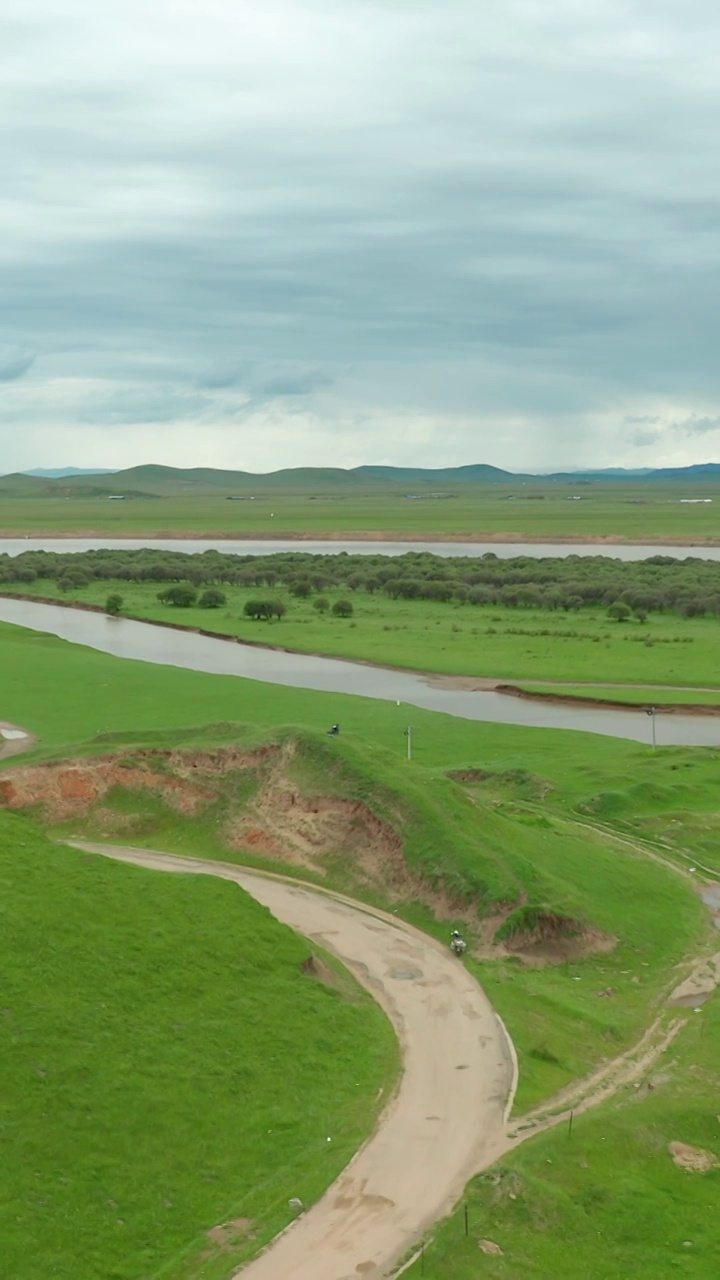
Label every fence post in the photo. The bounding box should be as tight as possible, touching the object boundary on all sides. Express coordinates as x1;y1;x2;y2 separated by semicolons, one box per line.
464;1202;469;1236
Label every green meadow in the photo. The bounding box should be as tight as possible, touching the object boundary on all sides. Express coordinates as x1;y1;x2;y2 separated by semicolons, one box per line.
1;482;720;540
6;576;720;690
0;812;397;1280
0;619;713;1103
1;616;718;1277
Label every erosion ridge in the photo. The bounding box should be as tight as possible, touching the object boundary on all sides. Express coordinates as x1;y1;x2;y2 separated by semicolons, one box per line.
0;738;606;965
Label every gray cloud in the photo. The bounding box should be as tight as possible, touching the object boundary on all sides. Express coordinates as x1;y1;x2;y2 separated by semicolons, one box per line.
3;1;720;470
673;415;720;437
0;347;35;382
197;362;333;399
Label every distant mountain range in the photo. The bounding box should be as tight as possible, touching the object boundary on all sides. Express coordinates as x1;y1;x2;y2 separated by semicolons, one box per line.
21;467;116;478
2;461;720;497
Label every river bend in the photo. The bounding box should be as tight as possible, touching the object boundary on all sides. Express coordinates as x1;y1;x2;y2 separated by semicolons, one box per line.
1;596;719;747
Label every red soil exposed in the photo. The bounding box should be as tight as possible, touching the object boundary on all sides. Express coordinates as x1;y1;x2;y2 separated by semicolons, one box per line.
0;740;612;963
0;756;214;821
0;742;409;893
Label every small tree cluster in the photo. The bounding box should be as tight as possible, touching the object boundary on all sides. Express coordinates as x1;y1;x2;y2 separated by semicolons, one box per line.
198;588;226;608
243;599;287;621
157;585;197;607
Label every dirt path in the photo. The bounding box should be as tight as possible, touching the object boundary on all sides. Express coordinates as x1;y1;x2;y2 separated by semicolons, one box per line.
68;840;516;1280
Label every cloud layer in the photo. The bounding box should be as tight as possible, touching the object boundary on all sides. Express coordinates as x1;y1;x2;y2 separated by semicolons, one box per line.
2;0;720;472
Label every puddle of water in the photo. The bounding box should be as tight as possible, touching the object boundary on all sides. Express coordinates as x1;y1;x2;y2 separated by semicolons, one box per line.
670;991;713;1007
700;885;720;928
0;729;27;741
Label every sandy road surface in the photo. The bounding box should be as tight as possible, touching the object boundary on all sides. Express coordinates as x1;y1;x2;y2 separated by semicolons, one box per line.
69;841;516;1280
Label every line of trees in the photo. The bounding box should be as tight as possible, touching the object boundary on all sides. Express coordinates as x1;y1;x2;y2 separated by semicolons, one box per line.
1;548;719;619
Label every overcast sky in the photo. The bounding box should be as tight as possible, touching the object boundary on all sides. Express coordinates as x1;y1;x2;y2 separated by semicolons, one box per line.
2;0;720;473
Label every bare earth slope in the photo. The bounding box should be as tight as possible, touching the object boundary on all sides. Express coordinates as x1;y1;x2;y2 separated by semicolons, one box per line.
69;841;516;1280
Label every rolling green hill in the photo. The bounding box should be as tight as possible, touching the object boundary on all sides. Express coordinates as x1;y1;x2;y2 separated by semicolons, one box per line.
5;462;720;500
1;462;522;498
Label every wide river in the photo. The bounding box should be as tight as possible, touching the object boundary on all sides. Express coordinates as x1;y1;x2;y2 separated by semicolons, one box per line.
1;537;719;561
2;596;719;748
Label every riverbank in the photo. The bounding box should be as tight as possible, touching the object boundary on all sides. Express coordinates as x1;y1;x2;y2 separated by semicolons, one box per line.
3;528;720;545
4;594;720;746
494;683;720;716
6;589;720;714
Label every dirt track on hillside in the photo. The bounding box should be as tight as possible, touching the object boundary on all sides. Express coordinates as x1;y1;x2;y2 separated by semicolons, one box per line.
69;840;516;1280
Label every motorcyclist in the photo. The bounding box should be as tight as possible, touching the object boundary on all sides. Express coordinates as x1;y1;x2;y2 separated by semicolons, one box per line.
451;929;466;952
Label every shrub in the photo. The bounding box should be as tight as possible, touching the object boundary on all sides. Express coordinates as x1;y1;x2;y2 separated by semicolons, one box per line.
244;599;271;620
332;599;354;617
157;585;197;608
607;601;631;622
313;597;330;613
58;572;90;593
106;594;123;616
198;589;226;608
244;599;287;621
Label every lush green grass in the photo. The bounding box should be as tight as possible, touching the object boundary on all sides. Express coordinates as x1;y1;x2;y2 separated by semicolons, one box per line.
3;593;719;1273
403;993;720;1279
469;809;707;1109
8;579;720;688
0;620;710;1109
2;482;720;539
0;810;397;1280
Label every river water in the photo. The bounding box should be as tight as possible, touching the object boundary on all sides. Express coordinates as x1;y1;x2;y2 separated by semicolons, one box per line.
0;537;718;561
1;596;719;748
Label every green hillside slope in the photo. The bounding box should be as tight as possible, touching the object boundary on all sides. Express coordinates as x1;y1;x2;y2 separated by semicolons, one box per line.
0;810;396;1280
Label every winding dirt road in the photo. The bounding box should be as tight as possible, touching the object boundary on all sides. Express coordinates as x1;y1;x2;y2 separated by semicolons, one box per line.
68;841;516;1280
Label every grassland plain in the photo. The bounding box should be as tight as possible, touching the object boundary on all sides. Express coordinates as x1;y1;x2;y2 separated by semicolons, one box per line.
0;810;398;1280
3;618;720;1278
402;998;720;1279
2;481;720;539
0;619;714;1111
6;577;720;690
